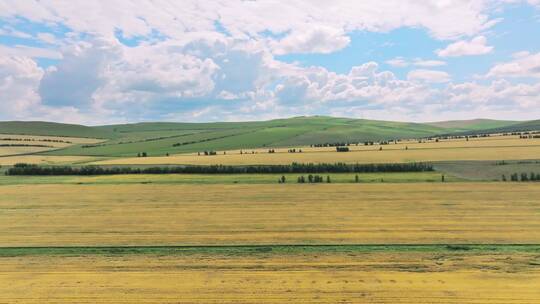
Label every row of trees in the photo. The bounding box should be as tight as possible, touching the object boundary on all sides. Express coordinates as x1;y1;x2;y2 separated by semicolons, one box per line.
198;151;217;155
503;173;540;182
297;175;330;183
6;162;434;176
0;138;72;143
311;140;401;148
0;144;53;148
172;131;255;147
312;142;353;147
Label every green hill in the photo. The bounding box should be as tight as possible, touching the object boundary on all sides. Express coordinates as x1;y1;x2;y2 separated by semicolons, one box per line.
42;116;449;157
457;119;540;135
1;116;538;157
0;121;116;139
426;119;519;132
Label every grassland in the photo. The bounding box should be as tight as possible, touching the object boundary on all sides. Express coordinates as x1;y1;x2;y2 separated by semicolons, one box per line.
1;183;539;246
92;137;540;165
1;246;539;303
18;116;527;157
426;118;519;131
434;160;540;180
0;171;460;185
0;121;116;138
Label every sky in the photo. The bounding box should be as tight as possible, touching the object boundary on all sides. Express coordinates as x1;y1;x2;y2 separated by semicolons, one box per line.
1;1;540;124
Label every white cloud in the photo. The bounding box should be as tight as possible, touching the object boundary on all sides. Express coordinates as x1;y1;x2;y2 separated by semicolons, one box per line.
386;57;409;67
271;26;351;55
0;55;43;118
436;36;494;57
407;69;451;83
0;0;501;54
0;45;62;59
487;51;540;78
386;57;446;68
36;33;58;45
413;59;447;67
0;0;539;122
0;55;100;124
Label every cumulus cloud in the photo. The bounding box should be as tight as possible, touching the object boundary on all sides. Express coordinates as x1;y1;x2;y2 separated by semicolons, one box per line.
0;44;62;59
487;51;540;78
407;69;451;83
436;36;494;57
271;26;351;55
0;55;43;119
0;0;539;122
0;55;102;124
0;0;501;53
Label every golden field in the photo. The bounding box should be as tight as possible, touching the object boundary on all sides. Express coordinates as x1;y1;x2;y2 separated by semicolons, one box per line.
201;135;540;154
93;136;540;165
1;183;540;246
0;146;54;156
0;155;102;165
1;250;539;303
0;134;103;157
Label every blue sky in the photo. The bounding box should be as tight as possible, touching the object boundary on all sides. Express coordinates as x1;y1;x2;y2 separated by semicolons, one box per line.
1;0;540;124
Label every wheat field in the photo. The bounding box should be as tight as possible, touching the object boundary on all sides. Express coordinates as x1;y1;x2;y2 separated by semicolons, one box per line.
1;183;539;246
1;249;539;303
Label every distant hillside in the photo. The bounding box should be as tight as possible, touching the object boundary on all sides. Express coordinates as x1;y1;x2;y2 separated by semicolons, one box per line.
0;121;116;139
2;116;538;157
460;119;540;135
427;119;518;132
44;116;449;157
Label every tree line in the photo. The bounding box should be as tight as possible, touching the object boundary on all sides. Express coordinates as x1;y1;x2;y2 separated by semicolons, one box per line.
6;162;433;176
0;137;72;143
0;144;53;148
502;172;540;182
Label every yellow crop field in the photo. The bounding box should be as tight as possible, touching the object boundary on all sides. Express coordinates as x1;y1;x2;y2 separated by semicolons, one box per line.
0;146;55;156
0;155;102;165
205;135;540;154
1;250;539;303
94;143;540;165
1;183;539;246
0;134;104;157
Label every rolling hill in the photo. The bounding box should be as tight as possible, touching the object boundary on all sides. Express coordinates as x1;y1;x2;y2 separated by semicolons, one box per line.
42;116;450;157
1;116;537;157
0;121;117;139
461;119;540;134
426;119;518;132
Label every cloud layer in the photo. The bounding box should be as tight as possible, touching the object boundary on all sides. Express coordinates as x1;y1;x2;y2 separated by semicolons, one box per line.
0;0;539;123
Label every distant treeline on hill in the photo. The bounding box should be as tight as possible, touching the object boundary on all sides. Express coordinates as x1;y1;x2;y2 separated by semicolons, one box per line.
0;137;72;143
0;144;53;148
6;162;433;176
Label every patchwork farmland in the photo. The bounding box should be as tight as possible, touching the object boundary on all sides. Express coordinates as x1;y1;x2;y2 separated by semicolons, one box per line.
1;117;540;303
